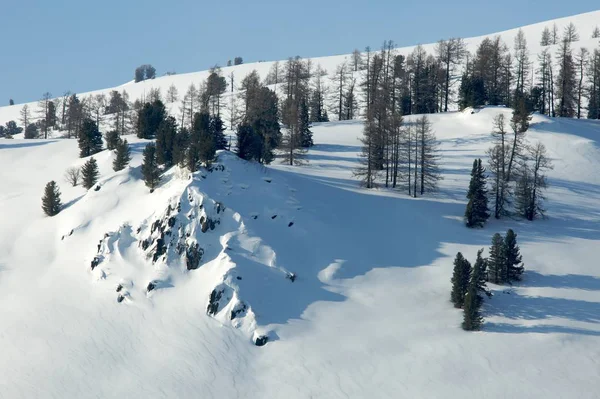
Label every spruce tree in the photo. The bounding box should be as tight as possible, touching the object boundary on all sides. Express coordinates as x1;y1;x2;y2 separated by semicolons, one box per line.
105;130;120;151
141;143;161;191
462;249;487;331
465;159;490;227
78;119;103;158
236;124;260;161
112;139;131;171
172;128;189;167
41;181;62;216
81;157;100;190
487;233;506;284
450;252;472;308
299;98;313;148
210;115;227;150
504;229;524;281
156;116;177;167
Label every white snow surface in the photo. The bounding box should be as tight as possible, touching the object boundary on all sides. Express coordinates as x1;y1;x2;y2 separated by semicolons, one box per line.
1;10;600;399
1;107;600;398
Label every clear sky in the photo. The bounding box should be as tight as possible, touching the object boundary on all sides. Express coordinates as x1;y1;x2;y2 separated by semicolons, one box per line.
1;0;598;104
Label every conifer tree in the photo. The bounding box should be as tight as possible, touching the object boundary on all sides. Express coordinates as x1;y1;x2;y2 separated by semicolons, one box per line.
487;233;506;284
450;252;472;308
78;119;103;158
504;229;524;281
81;157;99;189
141;143;161;191
105;130;120;151
112;139;131;171
172;128;190;167
299;98;313;147
41;181;62;216
156;116;177;167
465;158;490;227
210;115;227;150
462;249;488;331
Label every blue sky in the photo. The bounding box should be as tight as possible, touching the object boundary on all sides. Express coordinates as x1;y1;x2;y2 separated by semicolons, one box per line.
1;0;598;104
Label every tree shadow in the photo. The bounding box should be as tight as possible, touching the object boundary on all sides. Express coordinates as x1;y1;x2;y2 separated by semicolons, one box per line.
524;271;600;291
0;140;58;150
62;194;85;211
485;323;600;336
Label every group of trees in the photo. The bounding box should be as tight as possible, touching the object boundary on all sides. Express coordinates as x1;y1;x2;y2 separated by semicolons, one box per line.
451;229;524;330
135;64;157;83
460;23;600;120
464;107;552;226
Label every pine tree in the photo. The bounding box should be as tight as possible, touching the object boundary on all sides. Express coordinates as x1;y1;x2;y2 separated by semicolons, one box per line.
105;130;120;151
156;116;177;167
172;128;189;167
210;115;227;150
112;139;131;171
450;252;472;308
465;159;490;227
504;229;524;281
236;124;261;161
81;157;99;190
78;119;103;158
487;233;506;284
462;249;488;331
299;98;313;147
41;181;62;216
141;143;161;191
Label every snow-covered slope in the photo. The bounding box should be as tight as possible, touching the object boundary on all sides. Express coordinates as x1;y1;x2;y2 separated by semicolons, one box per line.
1;10;599;127
1;107;600;397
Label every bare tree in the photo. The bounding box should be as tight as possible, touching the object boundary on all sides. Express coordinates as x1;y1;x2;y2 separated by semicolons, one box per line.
551;23;559;45
515;142;553;220
20;104;31;130
563;22;579;43
64;167;81;187
166;84;179;103
487;114;510;218
352;49;362;71
513;29;530;100
436;38;465;111
540;26;552;46
37;92;52;139
593;26;600;39
575;47;589;119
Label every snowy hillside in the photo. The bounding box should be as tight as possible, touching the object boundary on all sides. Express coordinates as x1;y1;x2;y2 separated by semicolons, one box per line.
2;107;600;397
2;9;600;399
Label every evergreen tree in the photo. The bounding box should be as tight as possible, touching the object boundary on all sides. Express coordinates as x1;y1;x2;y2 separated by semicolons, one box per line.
41;181;62;216
105;130;120;151
236;124;261;161
81;157;99;190
9;99;14;106
24;123;38;139
210;115;228;150
137;100;166;139
78;118;103;158
504;229;524;281
462;249;488;331
5;120;22;136
156;116;177;167
465;159;490;227
556;39;577;118
112;139;131;171
299;98;313;147
487;233;506;284
172;128;189;167
450;252;472;308
141;143;161;191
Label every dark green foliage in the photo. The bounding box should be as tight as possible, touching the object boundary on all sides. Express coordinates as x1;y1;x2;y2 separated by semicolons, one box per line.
105;130;120;151
487;233;506;284
0;126;5;138
187;111;216;168
81;157;100;190
156;116;178;167
236;124;261;161
462;249;487;331
47;100;57;127
504;229;524;281
210;115;227;150
173;128;189;167
450;252;472;308
78;119;103;158
459;73;486;109
141;143;161;191
41;181;62;216
112;139;131;172
242;86;281;164
9;99;14;106
135;64;156;83
465;159;490;227
234;57;243;65
5;120;22;136
299;98;313;148
24;123;38;139
136;100;166;139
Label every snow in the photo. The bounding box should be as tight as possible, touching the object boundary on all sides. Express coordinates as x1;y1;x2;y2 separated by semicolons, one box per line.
2;10;600;399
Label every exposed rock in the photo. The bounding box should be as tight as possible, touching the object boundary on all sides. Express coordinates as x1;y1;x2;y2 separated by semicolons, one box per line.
117;294;125;303
230;302;247;320
116;284;123;292
207;288;224;316
254;335;269;346
185;242;204;270
147;282;156;292
286;272;297;283
90;256;100;271
288;222;294;227
271;215;277;219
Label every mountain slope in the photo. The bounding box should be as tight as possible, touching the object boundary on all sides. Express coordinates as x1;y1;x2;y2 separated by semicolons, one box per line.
1;107;600;397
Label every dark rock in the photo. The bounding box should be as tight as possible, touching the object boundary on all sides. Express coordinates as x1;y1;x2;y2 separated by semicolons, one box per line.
140;239;150;251
152;237;166;263
90;257;100;271
252;215;258;220
186;242;204;270
94;185;101;192
271;215;277;219
116;284;123;292
254;335;269;346
168;216;176;227
117;294;125;303
230;302;247;320
236;276;242;280
147;282;156;292
286;272;297;283
215;201;225;214
207;288;224;315
288;222;294;227
69;229;73;236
